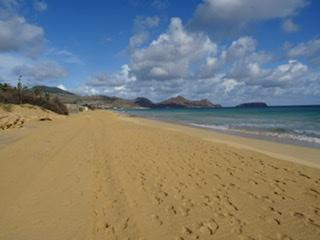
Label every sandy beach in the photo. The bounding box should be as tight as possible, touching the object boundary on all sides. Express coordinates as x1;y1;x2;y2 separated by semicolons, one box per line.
0;110;319;240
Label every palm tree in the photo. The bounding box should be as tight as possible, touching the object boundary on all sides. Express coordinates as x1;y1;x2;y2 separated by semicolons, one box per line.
17;75;23;104
33;88;42;98
45;92;50;101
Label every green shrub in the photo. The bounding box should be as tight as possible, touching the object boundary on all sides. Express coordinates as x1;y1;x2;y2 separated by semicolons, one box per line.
1;103;13;112
0;83;69;115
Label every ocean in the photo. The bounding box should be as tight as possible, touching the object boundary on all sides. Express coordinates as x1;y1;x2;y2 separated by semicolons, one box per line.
124;106;320;148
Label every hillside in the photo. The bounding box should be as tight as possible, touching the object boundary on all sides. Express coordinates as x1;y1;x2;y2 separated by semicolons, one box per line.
32;86;222;109
31;86;76;96
31;86;81;104
78;95;139;109
134;97;156;108
30;86;139;109
157;96;221;108
0;84;69;115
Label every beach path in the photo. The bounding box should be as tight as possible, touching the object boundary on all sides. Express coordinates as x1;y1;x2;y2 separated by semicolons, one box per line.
0;111;319;240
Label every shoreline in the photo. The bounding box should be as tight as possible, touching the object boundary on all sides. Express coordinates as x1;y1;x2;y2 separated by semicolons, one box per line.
121;107;320;149
189;122;320;149
118;112;320;169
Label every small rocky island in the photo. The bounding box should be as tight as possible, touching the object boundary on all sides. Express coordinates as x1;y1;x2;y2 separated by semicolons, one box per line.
236;102;268;108
135;96;221;109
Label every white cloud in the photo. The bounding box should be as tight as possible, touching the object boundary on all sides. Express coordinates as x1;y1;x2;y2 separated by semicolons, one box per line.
267;60;308;84
0;16;45;57
0;0;71;88
282;19;299;33
0;0;20;8
149;66;168;78
225;58;308;89
48;48;83;65
287;38;320;61
87;65;135;88
152;0;168;10
221;78;241;93
220;38;308;88
130;18;217;80
189;0;308;36
134;16;160;31
0;53;28;83
13;61;68;82
86;73;111;87
222;36;272;81
83;15;319;105
33;0;47;12
286;38;320;66
129;16;160;48
222;36;257;61
0;1;46;57
201;56;219;76
57;84;66;91
81;86;100;96
0;0;21;17
129;32;149;48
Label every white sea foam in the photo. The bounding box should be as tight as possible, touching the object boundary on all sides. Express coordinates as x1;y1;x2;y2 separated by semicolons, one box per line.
190;123;230;131
189;123;320;145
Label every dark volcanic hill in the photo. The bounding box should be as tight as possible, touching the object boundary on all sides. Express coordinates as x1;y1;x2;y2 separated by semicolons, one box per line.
32;86;76;96
80;95;138;108
30;86;222;109
31;87;138;108
134;97;155;108
237;102;268;108
31;85;81;103
157;96;221;108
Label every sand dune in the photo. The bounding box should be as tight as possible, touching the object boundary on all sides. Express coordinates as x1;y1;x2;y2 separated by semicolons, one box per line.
0;104;60;131
0;110;319;240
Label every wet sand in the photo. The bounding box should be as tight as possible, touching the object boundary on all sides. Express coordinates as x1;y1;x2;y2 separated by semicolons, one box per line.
0;110;319;240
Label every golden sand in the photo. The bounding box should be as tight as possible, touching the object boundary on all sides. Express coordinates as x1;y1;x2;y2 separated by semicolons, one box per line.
0;110;319;240
0;104;62;130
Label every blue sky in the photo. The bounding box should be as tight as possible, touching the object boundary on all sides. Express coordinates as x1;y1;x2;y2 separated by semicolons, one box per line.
0;0;319;106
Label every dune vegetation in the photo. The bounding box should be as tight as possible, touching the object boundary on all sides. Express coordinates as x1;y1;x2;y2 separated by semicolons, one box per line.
0;82;68;115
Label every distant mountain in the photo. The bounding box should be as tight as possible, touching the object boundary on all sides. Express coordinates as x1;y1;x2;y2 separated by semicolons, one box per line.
30;86;221;109
134;97;155;108
79;95;138;108
31;85;81;104
157;96;221;108
32;86;75;96
237;102;268;108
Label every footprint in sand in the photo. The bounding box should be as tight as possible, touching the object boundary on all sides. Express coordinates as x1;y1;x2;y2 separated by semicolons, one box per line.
297;171;312;179
260;215;281;226
276;233;293;240
167;205;178;215
177;219;219;239
199;219;219;236
151;215;163;226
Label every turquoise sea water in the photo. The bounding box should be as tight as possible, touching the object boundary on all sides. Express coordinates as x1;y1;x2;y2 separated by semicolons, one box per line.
124;106;320;148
